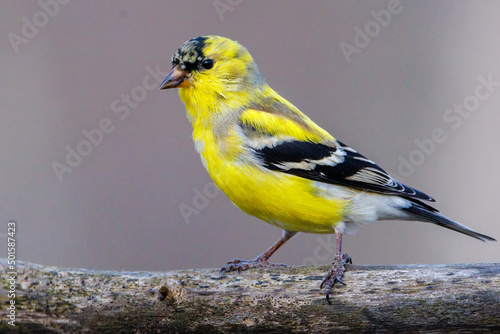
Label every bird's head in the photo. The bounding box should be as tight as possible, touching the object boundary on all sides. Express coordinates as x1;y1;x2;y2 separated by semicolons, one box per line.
160;36;265;112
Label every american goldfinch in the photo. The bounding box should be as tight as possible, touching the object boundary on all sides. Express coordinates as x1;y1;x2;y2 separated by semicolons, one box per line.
160;36;495;302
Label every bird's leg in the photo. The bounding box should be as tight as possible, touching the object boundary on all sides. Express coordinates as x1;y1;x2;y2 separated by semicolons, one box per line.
320;230;352;304
219;230;297;275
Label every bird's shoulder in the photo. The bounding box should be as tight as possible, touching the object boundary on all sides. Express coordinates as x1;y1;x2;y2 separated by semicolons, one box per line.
239;93;334;144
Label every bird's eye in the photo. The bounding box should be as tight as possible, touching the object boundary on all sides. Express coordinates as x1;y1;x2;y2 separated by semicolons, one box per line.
201;58;214;70
172;58;180;67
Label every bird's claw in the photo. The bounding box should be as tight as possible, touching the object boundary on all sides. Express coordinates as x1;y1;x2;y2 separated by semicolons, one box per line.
320;253;351;304
219;257;286;276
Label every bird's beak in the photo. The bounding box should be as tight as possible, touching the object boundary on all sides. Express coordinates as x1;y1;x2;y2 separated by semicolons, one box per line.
159;65;191;89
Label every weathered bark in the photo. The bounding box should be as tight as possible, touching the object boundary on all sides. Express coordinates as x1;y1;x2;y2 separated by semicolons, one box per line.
1;260;499;333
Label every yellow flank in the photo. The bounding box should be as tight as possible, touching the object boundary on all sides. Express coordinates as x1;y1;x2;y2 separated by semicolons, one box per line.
174;36;349;233
217;166;347;233
194;124;346;233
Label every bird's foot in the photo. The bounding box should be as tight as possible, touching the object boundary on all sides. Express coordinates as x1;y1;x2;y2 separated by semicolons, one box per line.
219;257;286;275
320;253;352;304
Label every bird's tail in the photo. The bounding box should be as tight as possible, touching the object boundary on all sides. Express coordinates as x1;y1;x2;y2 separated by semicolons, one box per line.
403;202;496;242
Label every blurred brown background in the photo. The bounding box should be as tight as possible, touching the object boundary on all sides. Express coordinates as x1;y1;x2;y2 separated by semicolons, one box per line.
1;1;499;271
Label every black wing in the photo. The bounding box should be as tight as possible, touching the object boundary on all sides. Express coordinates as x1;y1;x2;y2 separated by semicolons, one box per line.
255;140;435;202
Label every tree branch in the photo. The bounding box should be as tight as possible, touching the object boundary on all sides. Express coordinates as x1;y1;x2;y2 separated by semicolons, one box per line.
1;260;499;333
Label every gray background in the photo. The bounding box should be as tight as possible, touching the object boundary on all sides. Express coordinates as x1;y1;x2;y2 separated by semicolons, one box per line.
1;1;499;271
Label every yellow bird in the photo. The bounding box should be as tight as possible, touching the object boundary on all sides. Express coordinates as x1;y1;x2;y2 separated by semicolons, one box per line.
160;36;495;301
